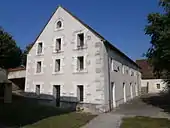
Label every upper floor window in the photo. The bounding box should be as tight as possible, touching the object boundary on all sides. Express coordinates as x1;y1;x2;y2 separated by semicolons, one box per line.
111;58;114;71
54;59;61;72
77;56;84;71
36;61;42;73
77;33;84;49
37;42;43;55
122;65;125;74
126;68;129;75
131;70;134;76
55;38;61;52
56;21;62;29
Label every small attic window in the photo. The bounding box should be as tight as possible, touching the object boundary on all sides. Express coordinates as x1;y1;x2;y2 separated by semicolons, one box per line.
56;21;62;29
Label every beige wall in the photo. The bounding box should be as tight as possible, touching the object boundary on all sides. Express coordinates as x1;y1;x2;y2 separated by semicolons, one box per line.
25;6;141;112
141;79;166;93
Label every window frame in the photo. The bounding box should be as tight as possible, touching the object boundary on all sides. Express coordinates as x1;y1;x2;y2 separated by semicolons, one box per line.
77;56;84;71
34;59;44;75
54;19;64;31
52;56;64;74
53;36;64;53
156;83;161;89
36;41;44;55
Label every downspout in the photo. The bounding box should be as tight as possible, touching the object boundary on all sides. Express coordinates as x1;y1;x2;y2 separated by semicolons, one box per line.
107;47;112;112
103;40;112;112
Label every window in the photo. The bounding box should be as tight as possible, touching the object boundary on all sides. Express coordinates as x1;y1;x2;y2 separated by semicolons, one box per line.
131;70;134;76
56;21;62;29
55;59;61;72
156;84;160;89
111;58;114;71
36;85;40;95
77;85;84;102
37;42;43;54
77;56;84;71
126;69;129;75
55;38;61;52
36;61;42;73
77;33;84;48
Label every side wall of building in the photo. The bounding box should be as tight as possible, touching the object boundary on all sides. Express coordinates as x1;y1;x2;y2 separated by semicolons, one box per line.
141;79;166;93
103;45;141;110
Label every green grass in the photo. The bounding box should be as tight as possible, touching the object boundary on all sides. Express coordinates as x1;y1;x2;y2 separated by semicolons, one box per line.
0;95;96;128
120;116;170;128
24;112;95;128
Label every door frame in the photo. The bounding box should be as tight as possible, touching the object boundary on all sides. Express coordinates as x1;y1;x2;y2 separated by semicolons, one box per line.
123;83;126;102
111;82;116;108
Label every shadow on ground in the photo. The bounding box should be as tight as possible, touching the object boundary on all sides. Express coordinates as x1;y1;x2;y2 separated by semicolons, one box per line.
141;93;170;114
0;94;74;127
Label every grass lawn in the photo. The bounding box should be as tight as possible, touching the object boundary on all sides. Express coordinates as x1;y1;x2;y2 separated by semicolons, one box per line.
0;95;96;128
120;116;170;128
24;112;95;128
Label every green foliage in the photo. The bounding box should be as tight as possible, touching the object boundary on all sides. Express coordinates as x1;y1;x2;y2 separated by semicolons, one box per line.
22;42;34;66
145;0;170;82
0;27;22;69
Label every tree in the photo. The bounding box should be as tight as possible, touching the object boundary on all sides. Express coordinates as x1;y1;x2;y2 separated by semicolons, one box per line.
0;27;22;69
145;0;170;84
22;42;34;66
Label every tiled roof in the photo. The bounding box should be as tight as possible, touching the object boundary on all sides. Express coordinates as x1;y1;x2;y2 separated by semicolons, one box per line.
136;59;155;79
8;67;25;72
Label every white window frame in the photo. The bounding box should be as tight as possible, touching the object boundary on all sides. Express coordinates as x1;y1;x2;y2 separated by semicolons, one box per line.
73;54;87;73
54;19;64;31
36;41;44;56
52;56;64;74
53;36;64;53
74;31;87;50
33;82;44;95
111;58;114;71
122;65;125;74
34;59;44;75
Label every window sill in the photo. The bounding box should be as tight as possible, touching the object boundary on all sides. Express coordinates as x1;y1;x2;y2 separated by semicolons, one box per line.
73;46;87;51
36;53;44;56
52;72;63;75
73;69;88;74
52;50;64;54
54;28;64;32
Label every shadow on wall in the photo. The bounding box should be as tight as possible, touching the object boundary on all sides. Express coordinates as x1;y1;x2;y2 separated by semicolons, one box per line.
0;92;76;127
141;91;170;114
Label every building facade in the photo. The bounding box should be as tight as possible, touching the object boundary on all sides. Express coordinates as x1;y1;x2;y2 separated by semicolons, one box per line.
136;59;166;94
25;6;141;112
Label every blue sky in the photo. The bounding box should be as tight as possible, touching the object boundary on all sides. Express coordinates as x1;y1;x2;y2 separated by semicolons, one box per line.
0;0;162;60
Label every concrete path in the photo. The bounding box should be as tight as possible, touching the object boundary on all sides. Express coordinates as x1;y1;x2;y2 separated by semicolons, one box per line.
81;113;124;128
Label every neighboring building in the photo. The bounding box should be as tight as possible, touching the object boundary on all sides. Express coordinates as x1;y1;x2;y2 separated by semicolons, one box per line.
0;68;12;103
25;6;141;112
136;59;166;94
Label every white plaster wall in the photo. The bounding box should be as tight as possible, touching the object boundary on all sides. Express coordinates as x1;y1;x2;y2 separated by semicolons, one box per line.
8;70;26;79
103;46;141;108
25;7;105;105
141;79;166;93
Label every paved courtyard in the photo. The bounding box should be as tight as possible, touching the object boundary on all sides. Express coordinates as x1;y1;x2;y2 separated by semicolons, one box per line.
82;94;170;128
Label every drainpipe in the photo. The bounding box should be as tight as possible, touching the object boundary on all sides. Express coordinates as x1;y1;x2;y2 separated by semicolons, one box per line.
104;41;112;112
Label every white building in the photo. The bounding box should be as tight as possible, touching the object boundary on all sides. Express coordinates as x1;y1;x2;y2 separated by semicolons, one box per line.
136;59;166;94
25;6;141;112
